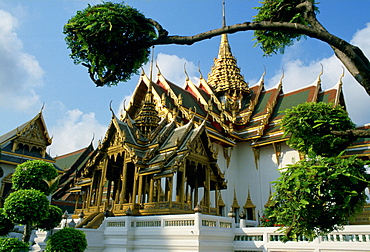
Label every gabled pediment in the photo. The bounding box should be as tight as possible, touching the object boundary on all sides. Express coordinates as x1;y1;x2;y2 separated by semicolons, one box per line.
1;112;53;158
16;116;50;145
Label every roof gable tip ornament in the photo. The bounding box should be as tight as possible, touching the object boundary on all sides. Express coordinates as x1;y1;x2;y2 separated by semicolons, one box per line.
90;133;95;146
198;61;203;79
256;66;266;86
332;66;345;105
338;66;345;86
120;99;128;120
279;68;284;84
109;100;116;118
317;63;324;86
190;106;197;121
155;61;162;76
270;68;284;91
199;114;208;128
140;67;146;76
39;102;45;114
184;62;189;81
185;106;197;124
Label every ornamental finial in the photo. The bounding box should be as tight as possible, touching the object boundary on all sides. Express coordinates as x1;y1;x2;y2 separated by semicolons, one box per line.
222;0;226;28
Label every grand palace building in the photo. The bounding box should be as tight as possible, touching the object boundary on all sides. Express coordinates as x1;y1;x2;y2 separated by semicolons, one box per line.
1;17;370;252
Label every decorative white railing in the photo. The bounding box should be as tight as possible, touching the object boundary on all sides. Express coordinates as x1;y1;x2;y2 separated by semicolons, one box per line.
102;213;234;230
32;214;370;252
234;225;370;251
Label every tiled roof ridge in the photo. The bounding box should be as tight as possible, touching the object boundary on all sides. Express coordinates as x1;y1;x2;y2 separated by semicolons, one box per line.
54;147;88;159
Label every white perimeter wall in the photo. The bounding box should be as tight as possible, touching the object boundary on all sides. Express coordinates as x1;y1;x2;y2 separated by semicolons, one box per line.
71;215;370;252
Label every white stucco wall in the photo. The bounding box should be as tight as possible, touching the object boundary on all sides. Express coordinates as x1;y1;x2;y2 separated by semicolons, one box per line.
215;141;299;220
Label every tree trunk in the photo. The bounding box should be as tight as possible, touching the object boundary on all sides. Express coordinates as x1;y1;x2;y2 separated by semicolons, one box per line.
22;223;33;243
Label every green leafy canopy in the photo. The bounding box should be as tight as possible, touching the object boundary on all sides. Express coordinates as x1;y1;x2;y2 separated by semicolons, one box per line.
270;156;369;241
280;102;355;157
64;2;157;86
12;160;59;195
3;189;49;226
37;205;63;231
253;0;318;56
265;101;370;241
0;238;29;252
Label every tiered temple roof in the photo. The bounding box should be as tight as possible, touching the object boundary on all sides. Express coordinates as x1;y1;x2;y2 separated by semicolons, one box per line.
127;33;345;151
0;111;55;164
67;29;368;224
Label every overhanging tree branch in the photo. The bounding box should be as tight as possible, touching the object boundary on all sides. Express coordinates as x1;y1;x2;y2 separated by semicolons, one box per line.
147;21;370;96
332;129;370;138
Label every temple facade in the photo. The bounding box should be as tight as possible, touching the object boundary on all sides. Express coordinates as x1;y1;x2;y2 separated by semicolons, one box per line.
0;111;58;207
66;29;370;230
71;85;227;228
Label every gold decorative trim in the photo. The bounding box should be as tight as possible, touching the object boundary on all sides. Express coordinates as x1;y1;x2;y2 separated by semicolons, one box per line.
218;192;225;207
252;148;260;170
272;142;282;166
251;138;289;148
243;188;256;209
231;188;240;209
264;188;274;208
0;151;56;163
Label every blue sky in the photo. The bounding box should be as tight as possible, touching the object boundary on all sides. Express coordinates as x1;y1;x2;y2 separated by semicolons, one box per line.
0;0;369;156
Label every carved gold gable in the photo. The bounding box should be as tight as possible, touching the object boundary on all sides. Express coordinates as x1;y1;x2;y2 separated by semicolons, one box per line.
19;120;48;146
13;118;50;157
110;131;125;147
190;138;207;157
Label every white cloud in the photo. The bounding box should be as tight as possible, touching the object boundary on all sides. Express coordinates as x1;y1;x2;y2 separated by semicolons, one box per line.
351;23;370;58
143;53;199;86
0;9;44;111
48;108;107;157
266;24;370;126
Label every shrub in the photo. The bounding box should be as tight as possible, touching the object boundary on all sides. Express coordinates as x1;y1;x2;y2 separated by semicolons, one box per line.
271;155;369;241
12;160;59;195
280;102;355;157
45;227;87;252
37;205;63;231
0;238;29;252
3;189;49;225
0;209;13;236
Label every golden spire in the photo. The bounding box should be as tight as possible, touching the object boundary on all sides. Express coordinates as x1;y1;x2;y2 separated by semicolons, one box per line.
134;47;160;137
243;187;256;209
207;0;249;96
219;0;232;58
134;84;160;138
264;187;274;208
231;188;240;209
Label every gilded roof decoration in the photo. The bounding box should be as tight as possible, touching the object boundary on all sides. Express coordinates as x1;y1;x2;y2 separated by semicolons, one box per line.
0;111;55;162
207;34;249;96
243;188;256;209
134;84;161;138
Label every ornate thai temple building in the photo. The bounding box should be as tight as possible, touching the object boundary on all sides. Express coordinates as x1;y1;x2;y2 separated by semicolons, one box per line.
0;13;368;252
53;27;370;250
71;85;227;226
0;111;59;207
65;25;370;231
